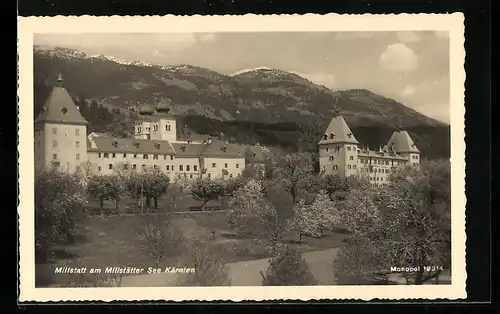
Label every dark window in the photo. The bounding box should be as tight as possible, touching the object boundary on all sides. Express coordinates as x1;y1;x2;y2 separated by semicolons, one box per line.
329;156;334;161
123;153;127;158
153;154;158;160
212;163;216;168
132;164;137;170
76;141;80;148
124;164;128;170
109;164;113;169
143;154;148;159
189;174;193;179
53;154;57;160
224;163;228;168
170;156;174;160
236;164;239;168
194;165;198;171
104;153;109;158
112;153;116;158
98;153;101;158
350;156;354;160
180;165;184;171
186;165;190;171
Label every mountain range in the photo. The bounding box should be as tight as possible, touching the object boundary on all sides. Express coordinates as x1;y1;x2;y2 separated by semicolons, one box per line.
33;46;450;159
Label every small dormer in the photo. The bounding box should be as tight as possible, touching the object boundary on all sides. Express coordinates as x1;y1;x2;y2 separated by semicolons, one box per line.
154;143;161;149
329;133;335;139
347;132;352;138
112;141;119;148
61;107;68;114
221;146;227;152
180;146;186;152
134;142;140;148
323;134;328;140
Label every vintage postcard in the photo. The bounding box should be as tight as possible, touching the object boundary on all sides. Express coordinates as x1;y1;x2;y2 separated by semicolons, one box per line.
18;13;466;301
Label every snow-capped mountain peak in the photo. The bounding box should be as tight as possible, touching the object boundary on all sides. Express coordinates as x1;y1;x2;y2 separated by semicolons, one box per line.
230;66;271;76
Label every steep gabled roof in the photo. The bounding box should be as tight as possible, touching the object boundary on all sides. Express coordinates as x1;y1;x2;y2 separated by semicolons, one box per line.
386;130;420;154
317;115;359;145
35;85;88;125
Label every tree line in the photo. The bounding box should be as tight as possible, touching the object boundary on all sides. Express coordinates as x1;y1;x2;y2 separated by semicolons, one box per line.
35;151;451;286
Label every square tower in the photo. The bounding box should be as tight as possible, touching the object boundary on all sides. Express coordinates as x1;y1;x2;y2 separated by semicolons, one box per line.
34;74;88;174
317;113;359;179
386;129;421;167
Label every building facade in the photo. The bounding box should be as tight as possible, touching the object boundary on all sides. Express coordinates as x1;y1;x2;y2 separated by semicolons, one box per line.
317;112;420;185
34;76;246;181
34;75;420;185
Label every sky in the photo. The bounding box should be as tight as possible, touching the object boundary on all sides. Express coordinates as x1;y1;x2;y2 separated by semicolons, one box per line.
35;31;450;123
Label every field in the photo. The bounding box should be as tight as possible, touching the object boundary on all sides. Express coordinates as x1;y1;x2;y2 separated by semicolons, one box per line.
36;210;350;287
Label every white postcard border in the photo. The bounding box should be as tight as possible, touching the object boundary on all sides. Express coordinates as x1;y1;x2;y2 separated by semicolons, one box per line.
18;13;466;301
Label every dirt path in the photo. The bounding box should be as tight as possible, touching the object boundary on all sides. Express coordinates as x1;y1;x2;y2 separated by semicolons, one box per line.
120;248;340;287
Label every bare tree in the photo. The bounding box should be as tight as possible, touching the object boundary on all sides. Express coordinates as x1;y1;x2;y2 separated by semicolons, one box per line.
176;239;231;286
138;214;183;268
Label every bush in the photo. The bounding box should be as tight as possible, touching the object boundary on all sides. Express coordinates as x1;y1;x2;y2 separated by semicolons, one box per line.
262;246;317;286
35;168;87;263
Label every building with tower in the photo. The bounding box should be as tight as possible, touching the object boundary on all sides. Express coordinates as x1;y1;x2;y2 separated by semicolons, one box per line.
35;75;246;181
34;74;89;175
317;110;420;185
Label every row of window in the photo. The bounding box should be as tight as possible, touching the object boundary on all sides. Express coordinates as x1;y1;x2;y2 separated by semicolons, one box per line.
324;145;357;152
412;155;419;160
52;140;80;148
328;156;356;161
52;128;80;136
136;124;172;134
98;152;175;160
369;176;387;182
360;168;391;174
98;165;237;180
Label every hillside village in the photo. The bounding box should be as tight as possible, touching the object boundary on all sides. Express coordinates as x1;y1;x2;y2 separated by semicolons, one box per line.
34;50;451;288
35;74;421;185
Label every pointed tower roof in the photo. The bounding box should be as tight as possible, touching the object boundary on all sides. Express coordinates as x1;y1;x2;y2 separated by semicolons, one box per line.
35;74;88;125
318;114;359;145
386;130;420;154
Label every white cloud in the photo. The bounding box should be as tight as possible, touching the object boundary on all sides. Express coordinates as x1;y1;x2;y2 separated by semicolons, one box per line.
295;72;336;89
396;31;421;43
379;43;418;71
400;84;416;97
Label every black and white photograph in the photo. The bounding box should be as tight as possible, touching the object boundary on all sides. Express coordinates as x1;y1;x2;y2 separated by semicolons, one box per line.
18;14;466;301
